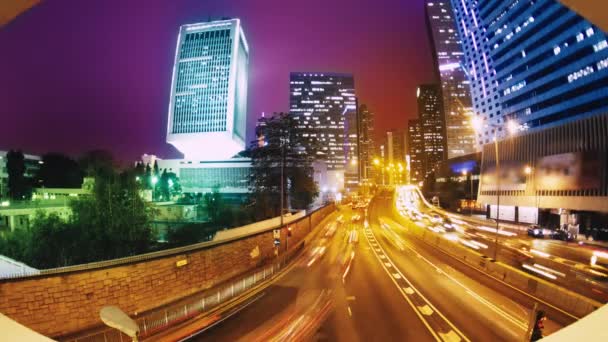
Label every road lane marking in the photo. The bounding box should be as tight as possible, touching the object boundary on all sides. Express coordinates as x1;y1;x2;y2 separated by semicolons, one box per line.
418;305;434;316
368;222;471;342
403;287;415;295
393;273;402;279
380;255;386;259
439;330;461;342
346;296;356;301
347;306;352;317
385;262;392;267
363;231;442;341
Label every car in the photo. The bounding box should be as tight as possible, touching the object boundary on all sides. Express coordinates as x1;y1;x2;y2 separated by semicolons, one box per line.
527;225;545;238
553;229;576;242
443;218;455;232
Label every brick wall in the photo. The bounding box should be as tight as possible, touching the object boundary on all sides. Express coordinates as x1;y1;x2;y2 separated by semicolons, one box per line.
0;204;334;338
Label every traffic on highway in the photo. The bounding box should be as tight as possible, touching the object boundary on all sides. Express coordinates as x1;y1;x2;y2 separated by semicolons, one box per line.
168;187;608;341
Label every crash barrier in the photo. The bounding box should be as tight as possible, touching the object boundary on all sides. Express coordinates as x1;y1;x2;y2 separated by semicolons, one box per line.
391;214;601;323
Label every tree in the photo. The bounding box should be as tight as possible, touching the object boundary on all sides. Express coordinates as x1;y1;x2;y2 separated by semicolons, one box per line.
37;153;83;188
249;113;318;220
79;150;114;178
6;150;31;200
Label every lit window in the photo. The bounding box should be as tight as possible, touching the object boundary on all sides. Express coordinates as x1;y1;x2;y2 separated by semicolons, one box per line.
553;46;561;55
577;32;584;42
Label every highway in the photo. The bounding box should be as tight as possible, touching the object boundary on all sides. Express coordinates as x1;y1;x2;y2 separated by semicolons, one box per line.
402;187;608;302
188;191;570;341
193;208;437;341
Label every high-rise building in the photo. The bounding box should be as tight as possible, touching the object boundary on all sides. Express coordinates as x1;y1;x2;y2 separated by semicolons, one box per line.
480;0;608;133
450;0;504;147
417;84;447;178
357;104;375;181
166;19;249;160
425;0;476;158
452;0;608;145
385;130;407;185
407;120;425;184
289;73;357;190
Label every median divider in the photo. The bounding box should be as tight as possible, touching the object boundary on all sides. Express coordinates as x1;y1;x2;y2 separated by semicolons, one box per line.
390;210;602;324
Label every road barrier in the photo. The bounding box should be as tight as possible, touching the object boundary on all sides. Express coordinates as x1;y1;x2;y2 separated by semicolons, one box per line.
390;211;602;324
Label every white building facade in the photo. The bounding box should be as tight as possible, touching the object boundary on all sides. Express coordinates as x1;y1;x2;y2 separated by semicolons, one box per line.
167;19;249;160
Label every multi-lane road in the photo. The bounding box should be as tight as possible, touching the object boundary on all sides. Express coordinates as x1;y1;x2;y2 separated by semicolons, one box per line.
399;186;608;303
188;191;580;341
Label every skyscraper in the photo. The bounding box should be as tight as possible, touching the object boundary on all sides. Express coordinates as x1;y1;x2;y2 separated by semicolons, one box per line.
425;0;476;158
480;0;608;133
450;0;503;147
417;84;446;178
289;73;357;189
385;130;407;185
166;19;249;160
407;120;425;184
452;0;608;144
358;104;375;181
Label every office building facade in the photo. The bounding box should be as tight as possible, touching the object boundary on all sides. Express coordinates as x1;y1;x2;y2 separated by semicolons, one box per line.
478;113;608;228
425;0;476;158
167;19;249;160
450;0;504;147
358;104;375;181
289;73;358;190
479;0;608;133
417;84;447;178
407;119;425;184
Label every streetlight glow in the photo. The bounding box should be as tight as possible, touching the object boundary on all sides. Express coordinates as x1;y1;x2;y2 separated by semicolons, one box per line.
471;116;483;132
524;166;532;175
507;119;519;135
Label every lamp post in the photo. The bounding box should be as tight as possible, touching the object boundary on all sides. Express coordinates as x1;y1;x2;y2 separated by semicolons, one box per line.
472;117;518;260
524;165;538;225
462;170;472;216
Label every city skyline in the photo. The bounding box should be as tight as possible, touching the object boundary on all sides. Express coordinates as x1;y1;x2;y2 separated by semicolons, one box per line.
0;0;435;162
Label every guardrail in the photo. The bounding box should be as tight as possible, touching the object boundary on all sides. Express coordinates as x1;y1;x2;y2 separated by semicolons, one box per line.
64;245;303;342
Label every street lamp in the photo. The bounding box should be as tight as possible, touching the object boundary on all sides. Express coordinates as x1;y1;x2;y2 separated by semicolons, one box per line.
524;165;538;224
471;116;518;260
462;170;473;216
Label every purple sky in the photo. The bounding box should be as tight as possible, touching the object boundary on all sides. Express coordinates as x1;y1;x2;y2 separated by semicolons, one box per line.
0;0;435;161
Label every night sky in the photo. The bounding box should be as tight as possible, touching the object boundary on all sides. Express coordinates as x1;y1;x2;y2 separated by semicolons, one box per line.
0;0;435;162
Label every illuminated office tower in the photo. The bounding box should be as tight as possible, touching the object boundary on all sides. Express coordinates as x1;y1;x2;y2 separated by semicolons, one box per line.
166;19;249;160
425;0;476;158
477;0;608;133
358;104;375;180
450;0;503;147
289;73;357;189
417;84;446;177
407;120;425;184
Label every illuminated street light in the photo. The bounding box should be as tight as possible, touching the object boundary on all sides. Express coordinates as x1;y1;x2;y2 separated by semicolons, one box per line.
350;159;357;166
151;176;159;185
507;119;519;135
524;165;532;175
373;158;380;166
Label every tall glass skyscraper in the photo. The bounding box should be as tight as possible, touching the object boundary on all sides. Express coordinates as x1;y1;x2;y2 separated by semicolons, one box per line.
425;0;476;158
407;119;425;183
450;0;504;147
480;0;608;132
417;84;447;177
289;73;357;178
452;0;608;144
167;19;249;160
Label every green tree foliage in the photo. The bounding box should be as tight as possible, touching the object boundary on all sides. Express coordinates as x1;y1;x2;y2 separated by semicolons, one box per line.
6;150;32;200
37;153;83;188
0;157;155;268
249;113;318;220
